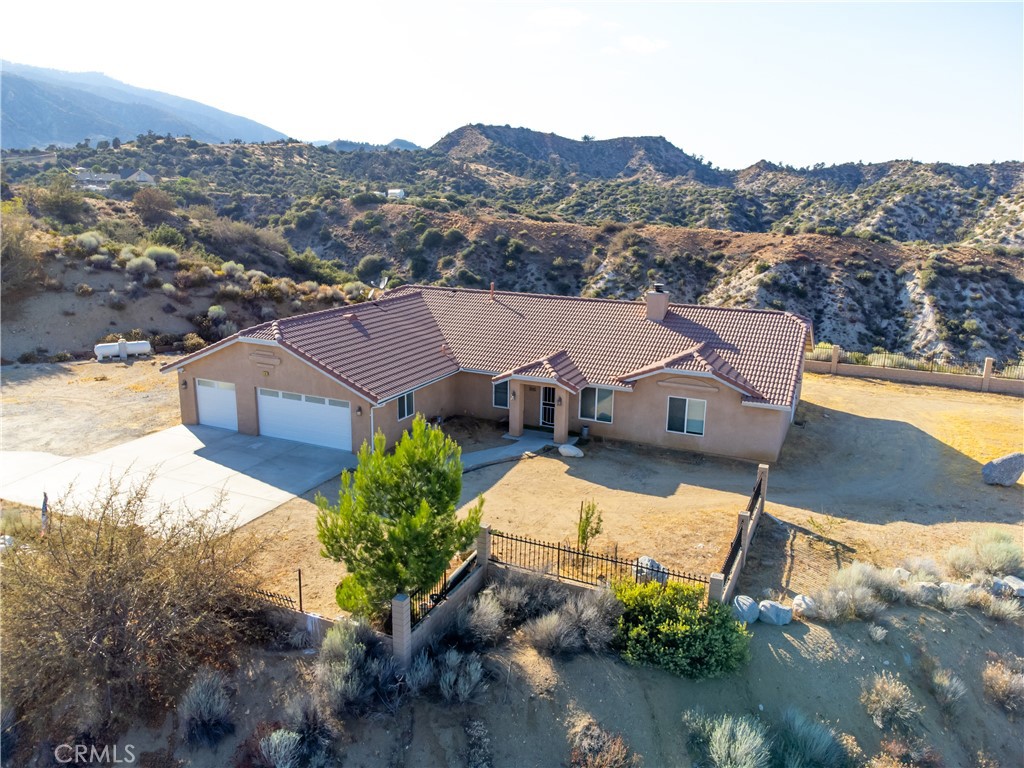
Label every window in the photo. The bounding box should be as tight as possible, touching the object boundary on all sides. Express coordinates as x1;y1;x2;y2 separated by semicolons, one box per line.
667;397;706;436
579;386;614;423
397;391;414;420
493;380;509;409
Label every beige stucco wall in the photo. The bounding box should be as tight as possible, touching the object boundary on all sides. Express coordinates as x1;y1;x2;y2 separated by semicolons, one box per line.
173;340;376;448
560;373;791;463
804;358;1024;396
174;345;793;462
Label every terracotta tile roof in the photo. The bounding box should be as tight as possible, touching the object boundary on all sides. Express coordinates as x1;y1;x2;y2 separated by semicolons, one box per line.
168;285;811;408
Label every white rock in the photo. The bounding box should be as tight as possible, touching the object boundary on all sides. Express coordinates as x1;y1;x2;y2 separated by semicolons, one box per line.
758;600;793;626
558;443;584;458
939;581;966;596
0;535;13;552
633;555;667;586
1002;574;1024;597
732;595;759;624
792;594;818;618
892;567;911;582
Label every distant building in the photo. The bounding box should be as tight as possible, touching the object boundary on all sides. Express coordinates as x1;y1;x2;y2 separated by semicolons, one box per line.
73;168;156;191
387;189;406;199
123;169;156;185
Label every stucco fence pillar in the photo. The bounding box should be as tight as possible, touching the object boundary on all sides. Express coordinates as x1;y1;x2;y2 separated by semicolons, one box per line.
829;344;840;374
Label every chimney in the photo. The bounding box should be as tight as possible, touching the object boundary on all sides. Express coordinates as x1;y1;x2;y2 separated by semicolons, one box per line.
645;283;669;322
490;281;495;301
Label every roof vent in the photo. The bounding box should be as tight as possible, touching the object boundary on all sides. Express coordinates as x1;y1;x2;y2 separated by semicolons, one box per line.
490;281;495;301
271;320;283;342
645;285;669;322
440;342;451;357
342;312;356;322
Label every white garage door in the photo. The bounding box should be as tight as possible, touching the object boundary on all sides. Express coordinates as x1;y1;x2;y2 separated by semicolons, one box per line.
257;388;352;450
196;379;238;431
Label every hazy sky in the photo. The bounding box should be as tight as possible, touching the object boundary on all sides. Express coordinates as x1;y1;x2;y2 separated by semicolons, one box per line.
2;1;1021;168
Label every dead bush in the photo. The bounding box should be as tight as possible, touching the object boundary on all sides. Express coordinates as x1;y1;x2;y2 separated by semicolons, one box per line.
0;474;265;742
982;655;1024;715
861;672;922;731
568;715;642;768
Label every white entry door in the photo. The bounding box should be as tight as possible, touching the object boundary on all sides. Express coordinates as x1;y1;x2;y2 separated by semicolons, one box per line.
257;388;352;450
196;379;238;431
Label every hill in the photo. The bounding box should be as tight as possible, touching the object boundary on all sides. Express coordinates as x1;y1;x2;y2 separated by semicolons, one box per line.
323;138;421;153
0;61;286;149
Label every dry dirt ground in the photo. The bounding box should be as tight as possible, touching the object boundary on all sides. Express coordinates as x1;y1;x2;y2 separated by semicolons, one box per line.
3;362;1023;765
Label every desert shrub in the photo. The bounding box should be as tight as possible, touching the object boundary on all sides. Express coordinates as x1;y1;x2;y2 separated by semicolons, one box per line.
568;716;642;768
162;283;178;297
813;586;884;622
682;708;771;768
524;610;584;657
315;622;400;717
613;581;750;679
491;569;569;623
150;223;186;248
982;655;1024;714
49;351;74;363
869;624;888;643
16;351;39;364
259;728;301;768
354;253;387;281
74;231;103;254
125;255;157;276
776;707;850;768
217;284;244;301
405;651;436;697
182;333;207;353
419;228;444;250
930;668;967;717
870;737;945;768
144;245;180;268
437;648;487;705
983;596;1024;622
107;290;126;310
87;253;111;269
180;667;234;749
221;260;245;278
75;283;94;297
349;191;384;206
832;563;903;603
461;593;507;649
0;476;263;742
945;529;1022;577
861;672;922;731
207;304;228;322
938;586;971;612
900;558;942;583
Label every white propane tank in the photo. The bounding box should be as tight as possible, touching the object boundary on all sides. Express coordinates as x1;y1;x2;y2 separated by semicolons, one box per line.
94;338;152;361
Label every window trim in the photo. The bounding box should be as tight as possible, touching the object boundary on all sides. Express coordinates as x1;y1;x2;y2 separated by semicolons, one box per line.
666;396;706;436
397;391;414;421
578;386;614;424
492;380;509;409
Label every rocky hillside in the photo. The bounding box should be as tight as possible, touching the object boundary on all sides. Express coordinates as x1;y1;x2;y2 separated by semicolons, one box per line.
2;175;1021;363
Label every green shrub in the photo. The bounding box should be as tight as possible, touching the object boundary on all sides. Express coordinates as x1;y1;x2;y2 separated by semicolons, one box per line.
354;254;387;281
420;228;445;250
350;191;385;206
150;224;186;249
182;333;207;353
443;228;465;245
612;581;750;678
74;231;103;255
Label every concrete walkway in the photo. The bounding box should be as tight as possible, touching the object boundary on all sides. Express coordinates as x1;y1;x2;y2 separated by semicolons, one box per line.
0;425;356;527
461;429;573;471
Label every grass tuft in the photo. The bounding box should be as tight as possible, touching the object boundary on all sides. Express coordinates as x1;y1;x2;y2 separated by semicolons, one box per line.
861;672;922;731
180;667;234;749
777;707;850;768
930;668;967;717
682;708;772;768
945;529;1022;578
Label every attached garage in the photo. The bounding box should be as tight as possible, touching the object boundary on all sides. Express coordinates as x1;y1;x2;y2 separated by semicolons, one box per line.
196;379;238;431
257;388;352;450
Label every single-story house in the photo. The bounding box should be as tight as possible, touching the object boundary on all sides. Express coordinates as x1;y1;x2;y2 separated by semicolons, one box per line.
162;285;812;463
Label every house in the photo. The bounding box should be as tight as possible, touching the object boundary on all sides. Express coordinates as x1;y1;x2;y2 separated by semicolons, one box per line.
162;285;812;463
122;169;156;185
387;189;406;199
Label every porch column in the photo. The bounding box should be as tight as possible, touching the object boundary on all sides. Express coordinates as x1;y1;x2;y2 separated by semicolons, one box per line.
553;387;570;444
509;380;524;437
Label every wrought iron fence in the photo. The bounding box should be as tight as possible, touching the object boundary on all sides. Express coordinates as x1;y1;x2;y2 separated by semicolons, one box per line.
407;552;480;626
242;587;297;610
489;530;709;591
994;361;1024;380
807;345;1024;378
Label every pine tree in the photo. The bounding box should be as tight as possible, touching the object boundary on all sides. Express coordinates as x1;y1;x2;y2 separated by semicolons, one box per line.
316;415;483;618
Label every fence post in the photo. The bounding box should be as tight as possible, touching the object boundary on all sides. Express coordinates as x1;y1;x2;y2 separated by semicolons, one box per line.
709;572;725;603
982;357;994;392
391;594;413;672
830;344;840;374
475;524;491;577
738;511;752;569
756;463;769;519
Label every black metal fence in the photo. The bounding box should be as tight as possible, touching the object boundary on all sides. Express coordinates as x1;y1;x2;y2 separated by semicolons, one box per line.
243;587;297;610
720;473;766;587
489;530;709;591
807;345;1024;380
407;552;480;626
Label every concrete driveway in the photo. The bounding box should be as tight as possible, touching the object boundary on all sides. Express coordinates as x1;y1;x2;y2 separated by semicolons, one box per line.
0;425;356;527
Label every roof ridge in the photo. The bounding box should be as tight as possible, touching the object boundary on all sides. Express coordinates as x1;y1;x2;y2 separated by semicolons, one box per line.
268;290;425;330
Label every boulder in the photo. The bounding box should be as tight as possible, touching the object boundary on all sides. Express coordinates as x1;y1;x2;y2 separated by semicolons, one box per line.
939;581;965;596
991;577;1009;596
634;555;668;586
982;452;1024;486
912;582;941;604
0;535;13;553
792;594;817;619
758;600;793;626
1002;574;1024;597
892;567;911;582
732;595;759;624
559;443;585;458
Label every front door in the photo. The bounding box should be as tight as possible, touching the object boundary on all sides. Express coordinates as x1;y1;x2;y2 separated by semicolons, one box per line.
540;386;556;428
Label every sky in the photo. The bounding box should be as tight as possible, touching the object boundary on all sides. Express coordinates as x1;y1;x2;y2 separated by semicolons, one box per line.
2;1;1021;169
